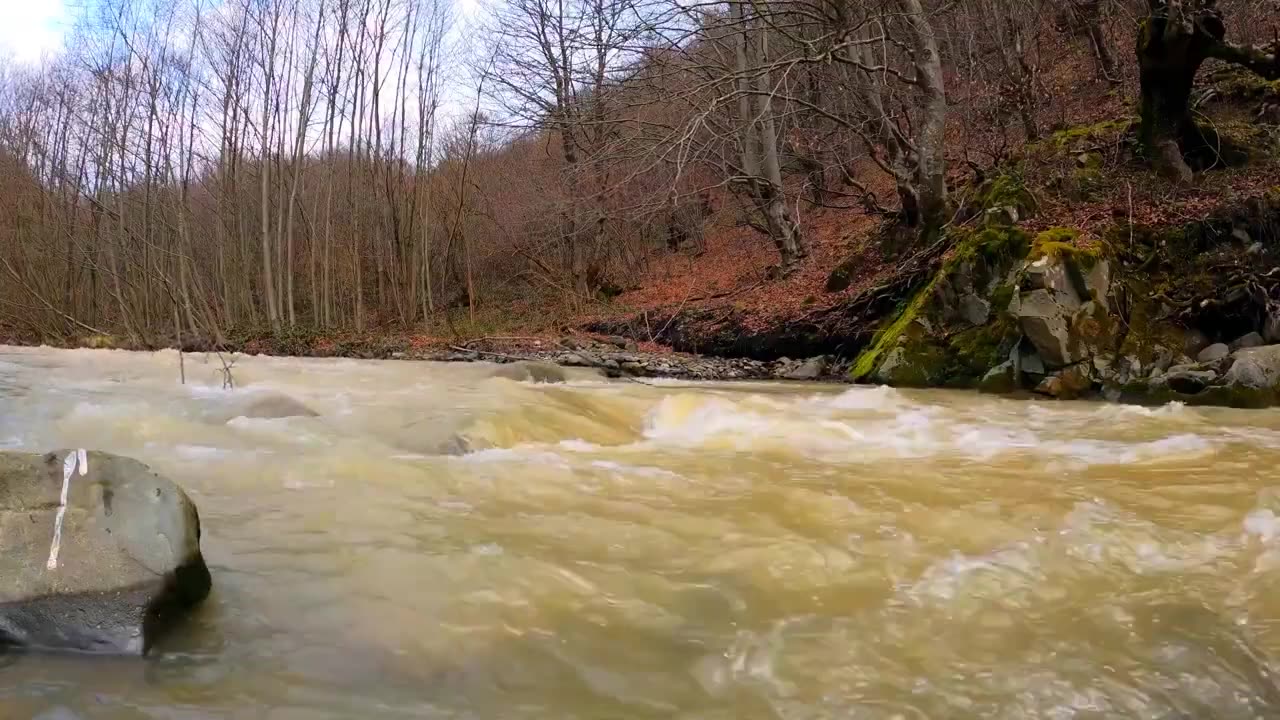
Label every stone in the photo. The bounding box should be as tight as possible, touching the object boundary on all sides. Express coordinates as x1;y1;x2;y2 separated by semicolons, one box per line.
620;361;644;374
1232;226;1253;245
1165;369;1218;394
1017;289;1079;368
986;205;1020;226
490;361;567;383
244;395;318;419
1035;376;1064;397
958;294;991;326
213;394;318;423
785;356;828;381
1224;345;1280;389
979;361;1016;394
1183;329;1211;359
1232;332;1265;350
1085;261;1112;308
1197;343;1230;363
605;336;629;349
0;450;211;654
1265;314;1280;344
624;341;639;353
1093;355;1114;380
1059;364;1094;399
874;347;908;384
1035;365;1093;399
1015;345;1046;377
558;352;592;367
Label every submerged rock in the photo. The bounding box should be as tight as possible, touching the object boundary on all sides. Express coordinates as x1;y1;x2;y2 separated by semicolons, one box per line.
213;394;319;422
0;450;211;654
490;361;568;384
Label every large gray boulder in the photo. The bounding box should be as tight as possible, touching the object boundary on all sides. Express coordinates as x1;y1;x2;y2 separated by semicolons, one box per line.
1013;253;1112;369
0;450;211;654
1197;343;1230;363
1224;345;1280;390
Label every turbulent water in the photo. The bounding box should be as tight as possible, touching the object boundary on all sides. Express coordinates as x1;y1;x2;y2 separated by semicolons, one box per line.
4;346;1280;718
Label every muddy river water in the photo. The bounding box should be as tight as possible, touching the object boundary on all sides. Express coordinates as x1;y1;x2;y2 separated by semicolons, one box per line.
3;346;1280;718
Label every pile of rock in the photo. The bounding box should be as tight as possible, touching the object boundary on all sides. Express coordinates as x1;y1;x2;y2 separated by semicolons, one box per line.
982;249;1280;407
1118;340;1280;407
426;335;839;383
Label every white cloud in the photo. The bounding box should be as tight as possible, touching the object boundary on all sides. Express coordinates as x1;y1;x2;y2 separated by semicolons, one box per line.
0;0;68;65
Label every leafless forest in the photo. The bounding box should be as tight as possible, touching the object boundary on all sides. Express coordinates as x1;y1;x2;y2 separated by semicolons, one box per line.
0;0;1275;345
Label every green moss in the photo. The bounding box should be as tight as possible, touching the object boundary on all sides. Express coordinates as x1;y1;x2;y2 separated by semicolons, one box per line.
949;226;1032;271
1069;167;1104;200
1029;228;1103;268
975;172;1037;223
850;276;939;382
1048;119;1134;150
947;318;1015;380
988;282;1016;315
1210;68;1280;101
854;222;1030;384
881;342;950;388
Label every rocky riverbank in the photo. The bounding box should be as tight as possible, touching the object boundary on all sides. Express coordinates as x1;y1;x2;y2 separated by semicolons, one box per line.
827;185;1280;408
402;335;843;382
584;178;1280;408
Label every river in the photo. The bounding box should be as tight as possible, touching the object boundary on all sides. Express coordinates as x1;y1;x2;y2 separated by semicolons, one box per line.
2;346;1280;718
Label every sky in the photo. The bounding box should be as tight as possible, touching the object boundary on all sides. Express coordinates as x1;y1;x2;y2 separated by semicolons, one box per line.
0;0;69;64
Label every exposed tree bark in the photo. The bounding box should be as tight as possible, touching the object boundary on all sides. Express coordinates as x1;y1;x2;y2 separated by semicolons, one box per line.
731;0;806;269
1138;0;1280;183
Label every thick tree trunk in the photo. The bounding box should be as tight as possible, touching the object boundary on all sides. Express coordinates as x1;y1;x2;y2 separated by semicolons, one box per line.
1138;0;1280;183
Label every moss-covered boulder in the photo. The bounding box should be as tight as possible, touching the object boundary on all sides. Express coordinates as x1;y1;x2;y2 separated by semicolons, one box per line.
1012;231;1112;369
852;225;1030;389
852;216;1129;399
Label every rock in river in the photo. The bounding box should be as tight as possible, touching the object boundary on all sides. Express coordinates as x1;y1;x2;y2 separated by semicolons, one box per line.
489;361;567;384
0;450;211;655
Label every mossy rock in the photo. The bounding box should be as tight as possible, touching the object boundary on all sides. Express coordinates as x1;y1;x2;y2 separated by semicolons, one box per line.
949;226;1033;270
875;342;949;387
974;172;1037;225
1207;68;1280;103
1029;227;1104;268
1067;166;1104;201
850;278;938;382
948;319;1016;380
1046;118;1135;152
853;226;1028;386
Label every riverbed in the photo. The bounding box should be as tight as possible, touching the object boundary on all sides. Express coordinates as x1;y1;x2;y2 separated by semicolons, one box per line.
2;346;1280;718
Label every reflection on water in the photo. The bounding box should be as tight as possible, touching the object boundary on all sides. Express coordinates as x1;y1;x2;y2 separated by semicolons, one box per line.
2;346;1280;718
